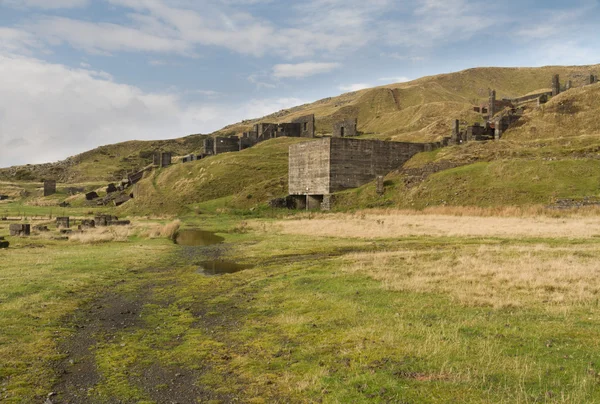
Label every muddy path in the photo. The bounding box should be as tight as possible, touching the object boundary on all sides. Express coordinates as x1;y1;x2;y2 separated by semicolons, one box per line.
50;242;246;404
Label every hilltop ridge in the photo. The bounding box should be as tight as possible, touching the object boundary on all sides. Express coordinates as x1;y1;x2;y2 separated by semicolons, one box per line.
2;64;599;184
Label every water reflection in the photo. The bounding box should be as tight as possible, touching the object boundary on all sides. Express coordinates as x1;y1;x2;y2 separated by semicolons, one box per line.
175;229;224;246
198;260;254;276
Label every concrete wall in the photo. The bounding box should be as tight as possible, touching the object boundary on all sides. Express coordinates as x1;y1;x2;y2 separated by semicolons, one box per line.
214;137;239;154
43;180;56;197
278;123;302;138
329;138;430;192
289;138;437;195
333;119;358;137
288;139;331;195
292;114;315;138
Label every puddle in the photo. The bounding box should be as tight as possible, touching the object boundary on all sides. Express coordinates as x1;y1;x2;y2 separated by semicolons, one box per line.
175;229;224;246
198;260;254;276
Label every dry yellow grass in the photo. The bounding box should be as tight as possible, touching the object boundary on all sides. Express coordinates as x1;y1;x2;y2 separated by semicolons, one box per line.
66;220;181;244
343;244;600;309
267;211;600;239
68;226;132;243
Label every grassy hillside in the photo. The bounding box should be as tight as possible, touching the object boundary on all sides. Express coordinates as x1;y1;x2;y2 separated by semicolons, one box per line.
127;137;307;215
4;64;598;185
0;135;207;184
4;64;600;213
335;83;600;210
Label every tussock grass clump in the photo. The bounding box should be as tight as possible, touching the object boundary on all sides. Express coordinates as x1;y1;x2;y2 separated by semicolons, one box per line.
135;219;181;240
69;226;132;244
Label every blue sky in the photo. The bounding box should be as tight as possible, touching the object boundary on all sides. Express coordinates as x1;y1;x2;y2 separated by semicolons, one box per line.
0;0;599;166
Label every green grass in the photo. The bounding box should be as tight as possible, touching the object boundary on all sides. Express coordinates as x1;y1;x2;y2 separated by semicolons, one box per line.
4;213;600;402
0;231;175;402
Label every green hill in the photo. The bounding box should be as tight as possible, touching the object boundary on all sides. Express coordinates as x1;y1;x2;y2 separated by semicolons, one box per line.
3;64;600;213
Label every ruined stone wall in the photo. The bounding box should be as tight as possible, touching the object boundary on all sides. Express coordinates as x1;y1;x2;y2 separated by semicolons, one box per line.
277;123;302;138
552;74;561;96
214;137;240;154
203;138;215;155
332;119;358;137
328;138;430;193
43;180;56;197
288;139;331;195
254;123;278;141
511;91;553;105
291;114;315;138
161;152;172;168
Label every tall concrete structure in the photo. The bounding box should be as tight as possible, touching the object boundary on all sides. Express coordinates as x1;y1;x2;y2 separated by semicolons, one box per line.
452;119;460;144
489;89;497;118
43;180;56;197
153;152;172;168
552;74;561;97
288;138;439;209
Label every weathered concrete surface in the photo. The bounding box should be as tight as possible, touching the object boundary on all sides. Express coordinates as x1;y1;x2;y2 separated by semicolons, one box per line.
289;138;439;196
43;180;56;197
56;217;70;228
9;224;30;236
332;119;358;137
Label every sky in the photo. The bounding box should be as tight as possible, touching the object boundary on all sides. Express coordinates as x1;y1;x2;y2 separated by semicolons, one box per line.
0;0;599;167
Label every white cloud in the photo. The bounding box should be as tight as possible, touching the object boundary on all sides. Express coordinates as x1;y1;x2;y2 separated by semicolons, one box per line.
27;16;193;56
386;0;495;48
273;62;340;79
11;0;395;59
0;0;88;8
0;53;307;166
0;27;44;54
338;83;371;92
378;76;411;83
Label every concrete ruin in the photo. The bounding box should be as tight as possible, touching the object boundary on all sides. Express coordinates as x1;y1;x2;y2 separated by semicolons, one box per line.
552;74;561;97
0;237;8;249
43;180;56;197
85;191;99;201
182;154;197;163
56;217;70;228
9;224;30;236
333;119;358;138
153;152;172;168
106;183;118;194
79;219;95;229
114;194;132;207
94;215;129;226
288;137;440;210
0;195;8;201
204;114;316;157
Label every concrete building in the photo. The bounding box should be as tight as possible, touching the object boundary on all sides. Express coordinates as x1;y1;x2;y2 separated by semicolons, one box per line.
43;180;56;197
332;119;358;137
288;138;438;209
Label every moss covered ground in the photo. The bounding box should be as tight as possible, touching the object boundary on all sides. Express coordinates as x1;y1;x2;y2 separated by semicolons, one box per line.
3;209;600;402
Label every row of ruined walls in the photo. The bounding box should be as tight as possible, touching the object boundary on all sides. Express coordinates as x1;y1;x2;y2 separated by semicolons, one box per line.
455;73;598;145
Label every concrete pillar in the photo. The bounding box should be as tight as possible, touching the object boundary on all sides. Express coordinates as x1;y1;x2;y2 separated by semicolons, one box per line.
591;75;597;85
376;176;384;196
489;89;496;118
452;119;460;144
43;180;56;197
552;74;560;97
566;80;573;90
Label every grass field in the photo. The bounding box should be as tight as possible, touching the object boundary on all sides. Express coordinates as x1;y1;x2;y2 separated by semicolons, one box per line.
2;210;600;402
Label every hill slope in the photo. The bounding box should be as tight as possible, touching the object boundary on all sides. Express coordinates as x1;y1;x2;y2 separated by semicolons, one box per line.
2;64;599;184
